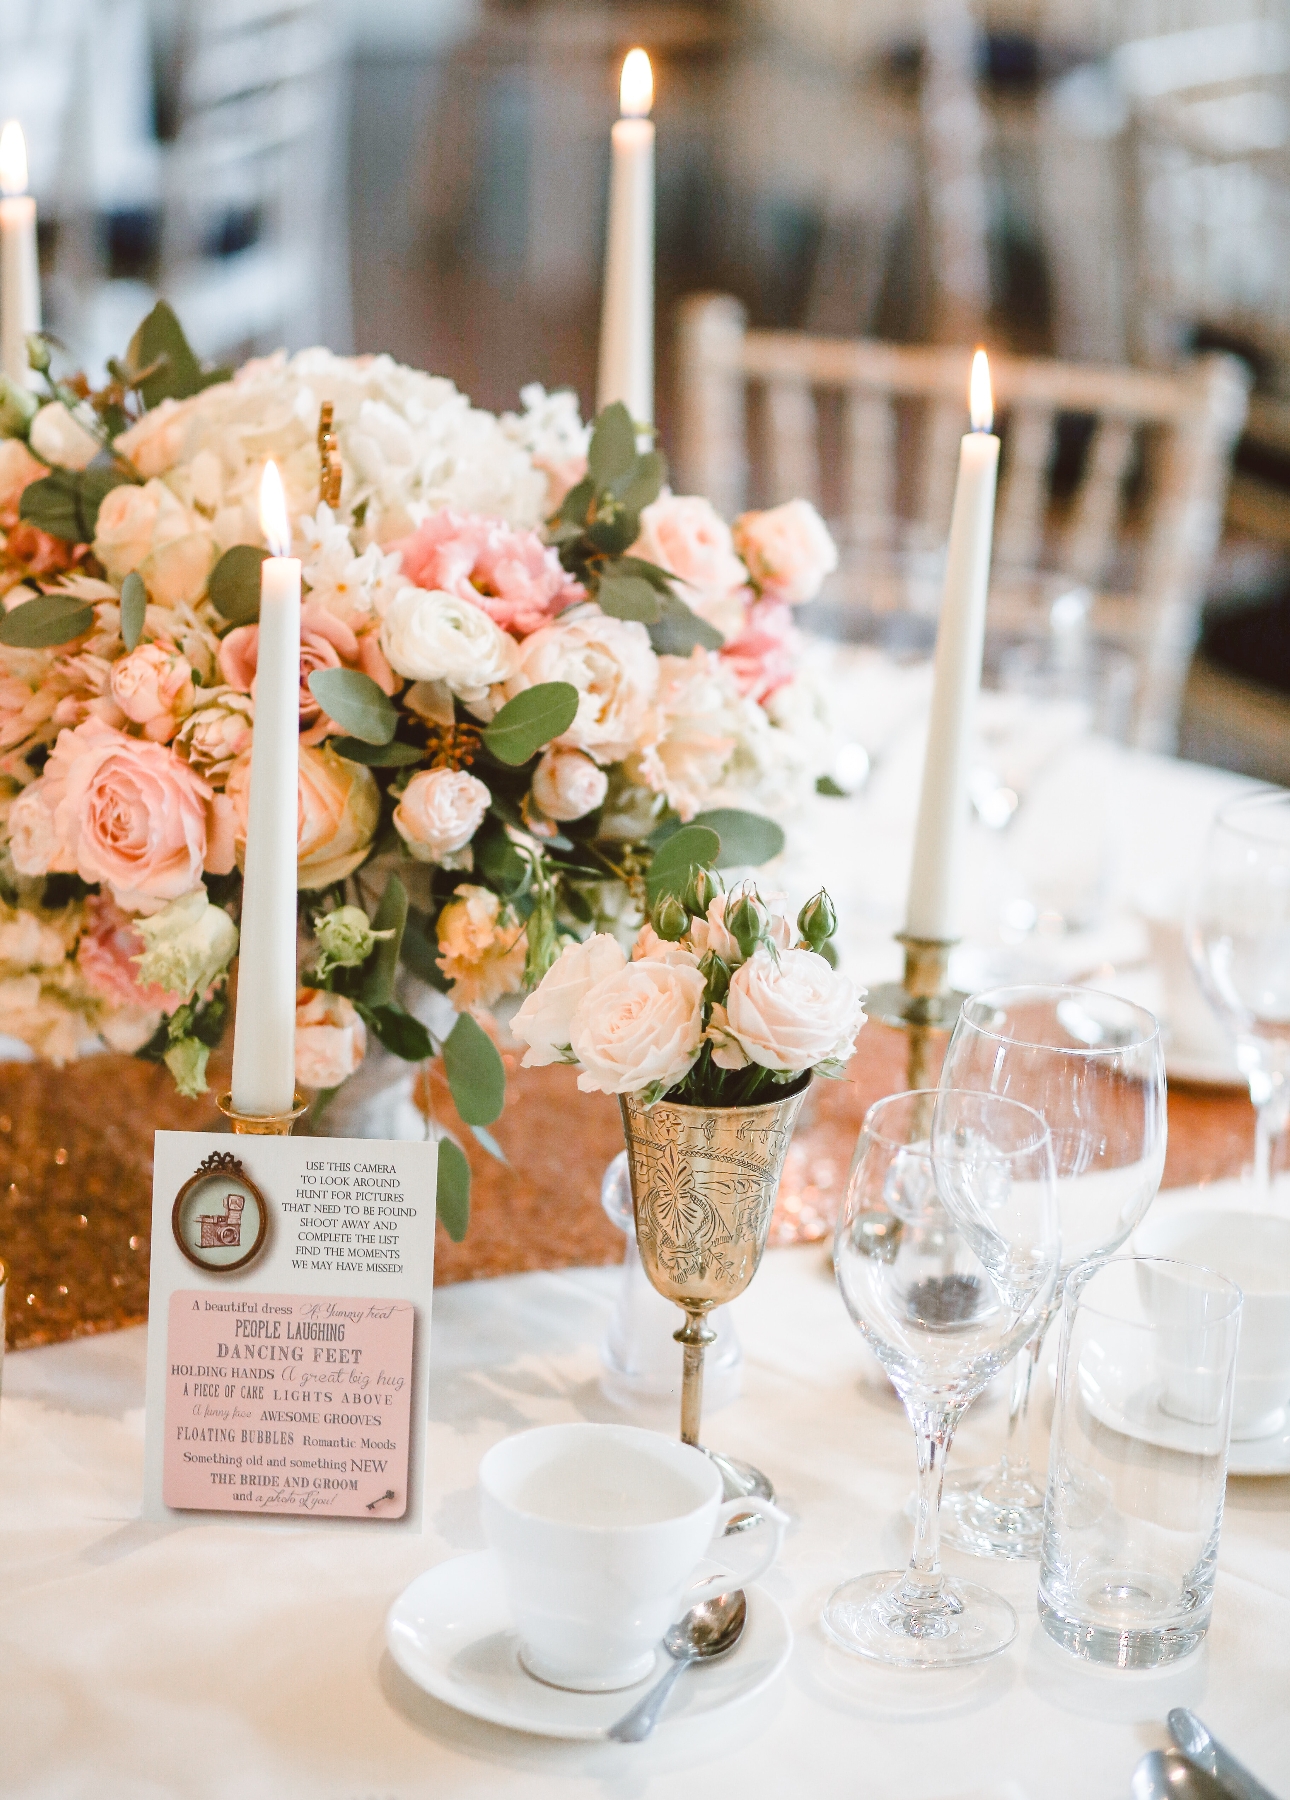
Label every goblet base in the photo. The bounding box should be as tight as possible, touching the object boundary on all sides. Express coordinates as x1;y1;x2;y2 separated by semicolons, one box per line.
822;1571;1018;1668
939;1465;1046;1561
704;1448;775;1505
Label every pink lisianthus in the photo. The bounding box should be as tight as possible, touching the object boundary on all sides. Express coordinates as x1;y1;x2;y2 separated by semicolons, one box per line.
8;716;232;905
76;893;180;1011
718;601;797;704
390;510;583;637
218;600;397;744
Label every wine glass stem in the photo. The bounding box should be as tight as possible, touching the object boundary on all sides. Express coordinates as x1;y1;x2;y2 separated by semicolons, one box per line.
902;1403;963;1605
997;1322;1045;1487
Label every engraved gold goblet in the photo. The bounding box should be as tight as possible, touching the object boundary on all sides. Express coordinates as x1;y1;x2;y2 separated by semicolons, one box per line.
619;1079;810;1499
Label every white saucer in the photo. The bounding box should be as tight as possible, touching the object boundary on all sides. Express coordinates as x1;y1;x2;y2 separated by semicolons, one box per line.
1078;1362;1290;1478
386;1551;793;1740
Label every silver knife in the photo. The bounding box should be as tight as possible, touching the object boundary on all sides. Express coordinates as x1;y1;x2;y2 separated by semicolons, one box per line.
1168;1708;1283;1800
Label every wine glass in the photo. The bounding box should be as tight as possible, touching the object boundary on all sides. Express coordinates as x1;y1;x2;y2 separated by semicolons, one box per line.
825;1090;1058;1667
1188;789;1290;1198
936;985;1166;1560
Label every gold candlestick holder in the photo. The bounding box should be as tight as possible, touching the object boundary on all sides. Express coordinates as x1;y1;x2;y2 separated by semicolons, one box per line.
866;934;968;1093
217;1093;309;1137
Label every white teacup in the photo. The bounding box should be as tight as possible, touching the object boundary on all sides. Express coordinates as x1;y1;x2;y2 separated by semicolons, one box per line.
1137;1209;1290;1439
479;1422;786;1692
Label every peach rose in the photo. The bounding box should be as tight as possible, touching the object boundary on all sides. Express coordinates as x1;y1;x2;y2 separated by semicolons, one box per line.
226;742;380;891
220;600;396;745
174;690;254;784
393;767;490;864
76;892;180;1010
295;987;367;1088
10;716;224;906
109;642;196;742
0;438;46;526
731;500;837;604
633;495;748;610
93;478;203;585
113;397;197;478
568;960;706;1096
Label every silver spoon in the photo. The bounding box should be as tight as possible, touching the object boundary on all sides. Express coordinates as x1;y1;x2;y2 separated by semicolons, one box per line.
1132;1748;1230;1800
1168;1708;1282;1800
606;1589;746;1743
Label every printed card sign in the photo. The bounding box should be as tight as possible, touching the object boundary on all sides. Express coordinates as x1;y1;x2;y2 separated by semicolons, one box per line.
143;1132;436;1533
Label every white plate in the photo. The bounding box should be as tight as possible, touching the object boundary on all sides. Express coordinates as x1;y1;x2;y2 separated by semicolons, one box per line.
386;1550;793;1740
1078;1361;1290;1477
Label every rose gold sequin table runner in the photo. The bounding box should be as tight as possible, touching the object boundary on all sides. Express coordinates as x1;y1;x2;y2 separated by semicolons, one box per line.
0;1026;1256;1350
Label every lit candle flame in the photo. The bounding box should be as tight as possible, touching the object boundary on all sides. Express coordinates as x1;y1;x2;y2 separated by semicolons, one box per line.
620;48;653;119
969;348;993;434
259;460;291;558
0;121;28;198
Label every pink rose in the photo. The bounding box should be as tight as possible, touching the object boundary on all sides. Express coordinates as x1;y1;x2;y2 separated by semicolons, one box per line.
11;717;224;906
393;767;490;863
0;438;46;526
295;987;367;1088
718;600;797;703
76;892;180;1010
731;500;837;604
219;600;396;745
632;495;748;609
226;742;380;890
391;510;583;637
109;642;196;742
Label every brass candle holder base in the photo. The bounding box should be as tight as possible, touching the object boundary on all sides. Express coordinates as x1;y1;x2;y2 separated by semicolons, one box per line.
866;935;968;1092
217;1093;309;1137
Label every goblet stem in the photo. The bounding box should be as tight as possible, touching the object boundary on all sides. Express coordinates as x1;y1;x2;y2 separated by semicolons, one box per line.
675;1307;716;1448
899;1402;963;1615
982;1316;1050;1505
1242;1052;1288;1200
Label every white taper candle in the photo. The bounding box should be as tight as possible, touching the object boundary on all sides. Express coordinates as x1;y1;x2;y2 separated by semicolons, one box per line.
0;122;40;389
903;350;1000;941
230;461;300;1116
597;49;654;425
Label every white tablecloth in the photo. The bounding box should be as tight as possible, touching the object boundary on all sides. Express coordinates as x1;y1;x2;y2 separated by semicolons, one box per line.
3;1246;1288;1799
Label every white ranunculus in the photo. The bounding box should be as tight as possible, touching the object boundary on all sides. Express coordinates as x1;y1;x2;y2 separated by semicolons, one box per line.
29;402;101;471
133;890;239;1003
530;745;607;821
517;614;657;765
568;959;706;1096
379;587;519;701
512;932;626;1068
720;946;864;1074
393;766;491;864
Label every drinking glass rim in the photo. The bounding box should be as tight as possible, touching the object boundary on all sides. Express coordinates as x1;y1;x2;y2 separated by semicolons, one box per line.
862;1087;1051;1159
1214;785;1290;846
958;984;1161;1056
1063;1253;1243;1324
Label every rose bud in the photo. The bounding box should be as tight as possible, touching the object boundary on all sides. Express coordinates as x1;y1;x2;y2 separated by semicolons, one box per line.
725;883;768;961
797;889;837;953
682;865;720;918
699;949;731;1004
651;892;690;943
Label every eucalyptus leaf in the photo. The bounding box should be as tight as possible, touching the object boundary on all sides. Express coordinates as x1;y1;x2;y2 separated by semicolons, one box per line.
0;591;95;648
333;736;425;767
308;667;397;745
207;544;268;625
614;555;676;593
436;1136;471;1242
557;474;595;526
587;401;636;488
360;874;408;1007
119;571;147;651
125;300;230;408
400;907;448;988
611;450;667;514
355;999;435;1062
596;573;661;624
645;824;722;900
442;1010;506;1126
19;466;131;544
691;808;785;868
586;510;637;558
482;680;579;766
473;821;528;892
647;591;724;657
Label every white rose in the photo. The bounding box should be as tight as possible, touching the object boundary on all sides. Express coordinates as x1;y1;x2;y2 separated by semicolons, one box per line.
113;397;196;478
517;614;657;765
512;932;626;1067
732;499;838;604
568;959;705;1096
393;767;490;864
133;890;239;1002
631;923;701;968
93;478;197;583
530;745;607;821
29;402;101;472
379;587;519;702
687;893;743;966
719;946;863;1074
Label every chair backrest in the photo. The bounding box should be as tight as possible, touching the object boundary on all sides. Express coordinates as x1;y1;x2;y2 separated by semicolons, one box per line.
676;294;1249;751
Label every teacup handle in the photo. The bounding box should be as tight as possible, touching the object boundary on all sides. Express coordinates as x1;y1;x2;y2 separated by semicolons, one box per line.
690;1497;789;1598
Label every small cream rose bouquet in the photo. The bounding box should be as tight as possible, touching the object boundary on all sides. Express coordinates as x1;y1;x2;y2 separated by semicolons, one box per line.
511;870;864;1107
0;304;839;1227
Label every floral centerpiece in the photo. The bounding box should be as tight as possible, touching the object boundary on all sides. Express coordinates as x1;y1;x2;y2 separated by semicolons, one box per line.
0;303;838;1232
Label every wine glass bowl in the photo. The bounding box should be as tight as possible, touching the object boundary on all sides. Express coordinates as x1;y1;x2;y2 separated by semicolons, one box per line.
825;1091;1058;1668
935;985;1166;1560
